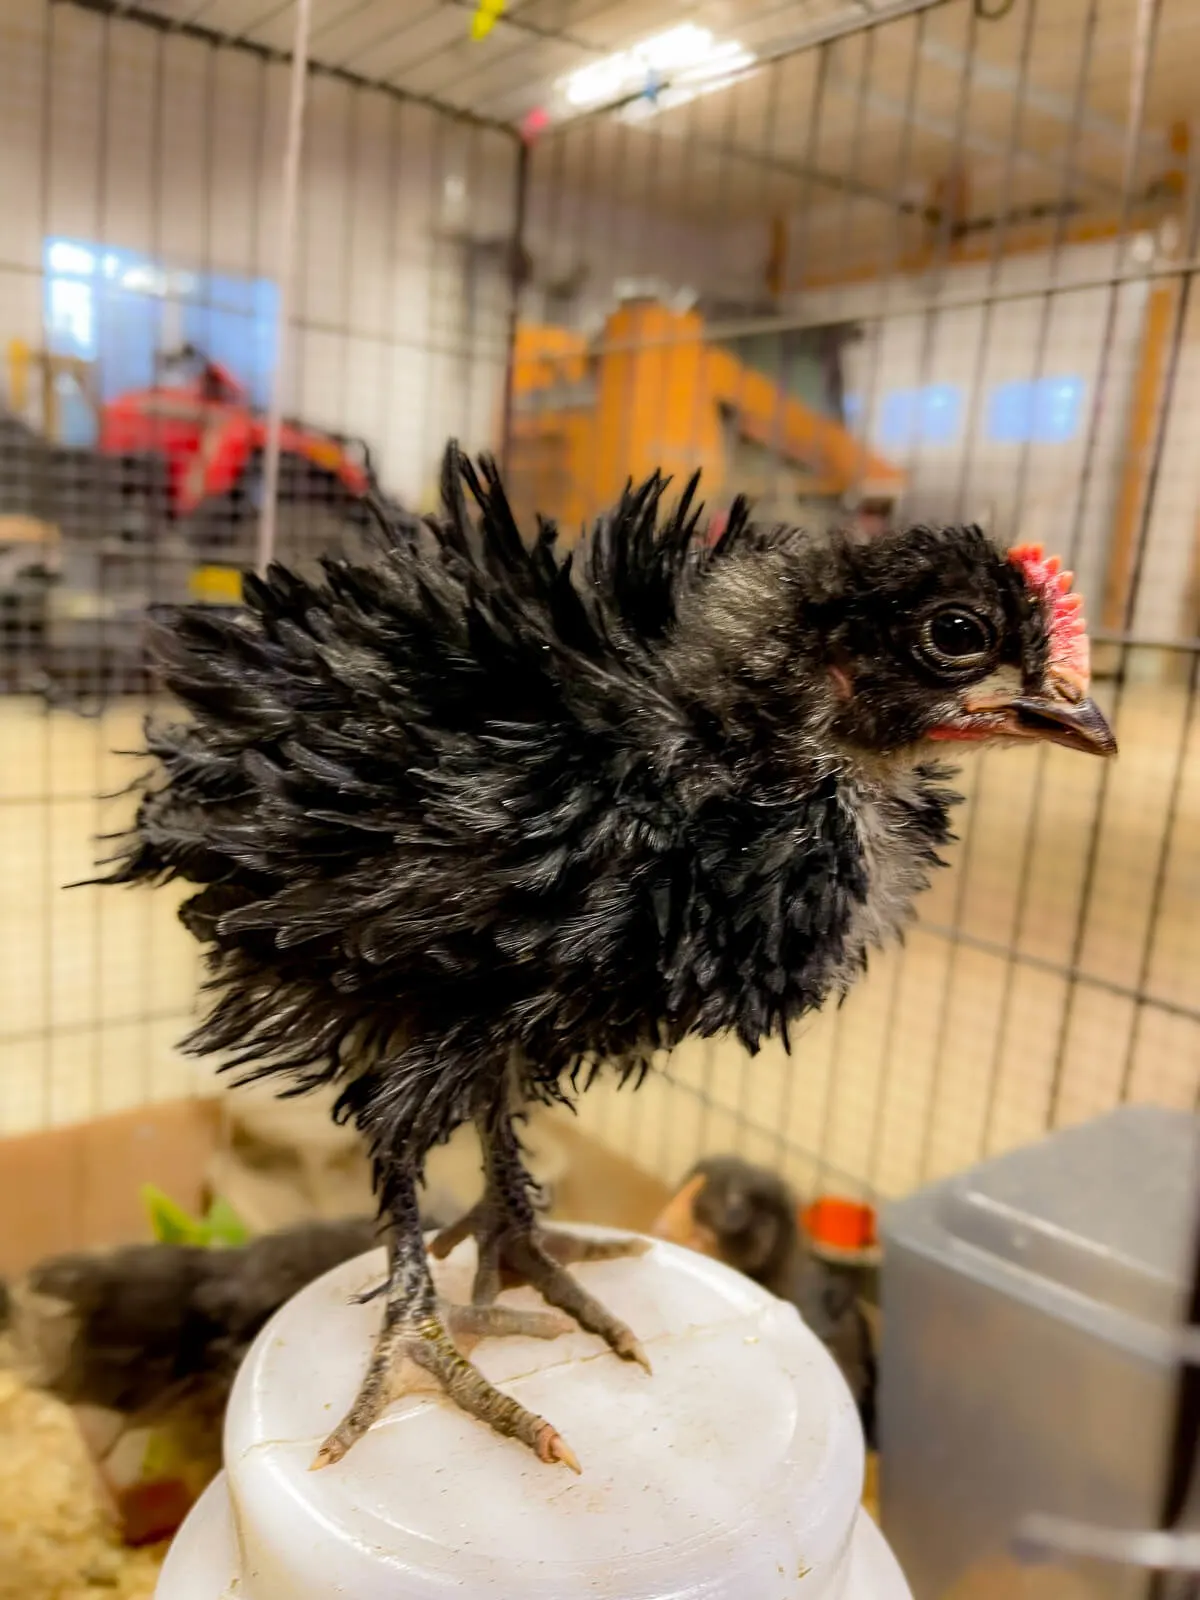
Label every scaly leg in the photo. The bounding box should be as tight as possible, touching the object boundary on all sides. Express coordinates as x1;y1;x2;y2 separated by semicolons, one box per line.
429;1100;653;1373
313;1169;581;1472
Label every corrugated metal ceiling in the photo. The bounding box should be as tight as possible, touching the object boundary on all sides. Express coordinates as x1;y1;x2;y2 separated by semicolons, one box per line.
67;0;1194;243
84;1;933;123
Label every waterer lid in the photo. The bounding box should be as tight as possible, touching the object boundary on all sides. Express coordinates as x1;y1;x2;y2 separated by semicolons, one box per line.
214;1228;866;1598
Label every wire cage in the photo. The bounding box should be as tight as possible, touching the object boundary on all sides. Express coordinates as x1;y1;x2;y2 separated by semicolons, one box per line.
512;0;1200;1210
0;0;1198;1588
0;0;522;1133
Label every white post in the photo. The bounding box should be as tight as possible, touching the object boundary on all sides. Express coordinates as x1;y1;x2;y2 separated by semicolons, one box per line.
256;0;313;577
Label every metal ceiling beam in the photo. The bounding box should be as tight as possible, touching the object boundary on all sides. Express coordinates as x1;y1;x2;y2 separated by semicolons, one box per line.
917;37;1166;155
55;0;519;138
822;66;1127;199
541;106;945;222
457;0;957;122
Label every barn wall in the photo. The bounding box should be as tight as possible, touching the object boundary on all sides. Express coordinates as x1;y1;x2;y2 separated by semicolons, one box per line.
0;0;519;506
522;125;1198;653
805;247;1137;591
801;240;1198;647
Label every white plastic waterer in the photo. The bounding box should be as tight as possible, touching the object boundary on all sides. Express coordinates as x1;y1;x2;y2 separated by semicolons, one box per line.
156;1228;912;1600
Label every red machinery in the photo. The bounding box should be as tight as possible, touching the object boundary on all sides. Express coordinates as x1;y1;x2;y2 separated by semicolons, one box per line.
98;345;374;528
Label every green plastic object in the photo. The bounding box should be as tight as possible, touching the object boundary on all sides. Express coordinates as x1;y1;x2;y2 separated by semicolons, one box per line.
141;1185;249;1249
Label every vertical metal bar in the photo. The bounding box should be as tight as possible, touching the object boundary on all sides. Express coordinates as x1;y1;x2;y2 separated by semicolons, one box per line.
860;0;977;1188
171;38;216;1097
649;82;710;1184
859;8;943;1197
917;0;1102;1182
415;106;448;511
1117;647;1200;1102
1112;176;1200;1098
690;76;755;1159
776;41;832;318
597;111;638;597
664;76;717;500
531;124;568;525
249;46;268;507
201;40;217;395
949;0;1041;523
1121;280;1185;625
532;117;568;310
978;0;1164;1150
330;78;359;564
606;87;678;1172
1044;2;1180;1128
376;91;404;499
811;19;881;1195
139;21;167;1104
768;36;833;1176
883;0;984;1186
576;111;614;574
257;0;312;575
600;105;641;1156
730;55;786;1161
145;25;166;612
499;135;529;475
87;5;114;1143
567;115;600;529
453;123;477;455
36;0;57;1140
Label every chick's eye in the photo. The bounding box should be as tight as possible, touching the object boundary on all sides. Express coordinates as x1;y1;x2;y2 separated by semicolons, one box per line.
919;607;995;670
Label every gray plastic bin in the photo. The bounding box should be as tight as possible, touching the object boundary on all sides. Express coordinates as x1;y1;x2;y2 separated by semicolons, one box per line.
880;1105;1198;1599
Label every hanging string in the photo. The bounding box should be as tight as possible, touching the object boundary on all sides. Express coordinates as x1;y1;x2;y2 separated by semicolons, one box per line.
1123;0;1157;202
256;0;313;576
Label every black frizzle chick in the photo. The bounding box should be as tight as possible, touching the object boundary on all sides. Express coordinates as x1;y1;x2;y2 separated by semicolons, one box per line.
97;446;1115;1473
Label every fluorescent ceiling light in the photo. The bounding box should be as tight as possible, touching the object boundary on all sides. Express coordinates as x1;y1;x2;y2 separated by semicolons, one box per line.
559;24;755;115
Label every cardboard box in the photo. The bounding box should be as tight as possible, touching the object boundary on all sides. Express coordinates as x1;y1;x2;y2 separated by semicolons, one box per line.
0;1098;220;1277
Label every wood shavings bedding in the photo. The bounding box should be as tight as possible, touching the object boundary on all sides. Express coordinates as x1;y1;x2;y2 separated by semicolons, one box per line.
0;1363;166;1600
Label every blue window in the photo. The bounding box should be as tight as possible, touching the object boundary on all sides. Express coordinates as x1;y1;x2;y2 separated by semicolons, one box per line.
986;376;1086;444
919;384;961;444
843;392;863;426
877;384;962;448
184;274;279;408
43;238;278;445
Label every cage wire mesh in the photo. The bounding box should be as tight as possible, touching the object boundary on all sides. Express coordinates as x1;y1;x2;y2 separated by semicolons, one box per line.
0;0;520;1137
507;0;1200;1212
0;0;1198;1583
0;0;1197;1242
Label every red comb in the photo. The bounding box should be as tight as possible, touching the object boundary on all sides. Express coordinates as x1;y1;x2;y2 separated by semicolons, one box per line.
1008;541;1090;688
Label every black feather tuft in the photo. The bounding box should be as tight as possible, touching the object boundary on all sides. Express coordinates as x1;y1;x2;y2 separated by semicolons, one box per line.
97;446;963;1186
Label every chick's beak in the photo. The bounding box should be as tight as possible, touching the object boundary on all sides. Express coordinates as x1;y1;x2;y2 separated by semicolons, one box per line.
651;1174;721;1259
1006;691;1117;756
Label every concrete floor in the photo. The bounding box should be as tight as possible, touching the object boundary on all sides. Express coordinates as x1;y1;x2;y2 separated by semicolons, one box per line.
2;678;1197;1199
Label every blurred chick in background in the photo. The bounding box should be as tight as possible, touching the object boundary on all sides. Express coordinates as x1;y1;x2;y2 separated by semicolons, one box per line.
653;1156;877;1446
1;1216;383;1542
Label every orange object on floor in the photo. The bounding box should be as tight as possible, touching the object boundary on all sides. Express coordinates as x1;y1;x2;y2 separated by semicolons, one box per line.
802;1196;879;1255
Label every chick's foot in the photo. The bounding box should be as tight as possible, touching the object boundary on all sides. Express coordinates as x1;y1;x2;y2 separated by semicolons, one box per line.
429;1207;653;1373
312;1296;579;1472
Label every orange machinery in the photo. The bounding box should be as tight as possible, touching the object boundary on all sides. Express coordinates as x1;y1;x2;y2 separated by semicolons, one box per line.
506;301;906;540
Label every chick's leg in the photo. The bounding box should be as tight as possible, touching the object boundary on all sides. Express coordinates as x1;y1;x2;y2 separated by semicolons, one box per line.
429;1103;652;1373
313;1169;580;1472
